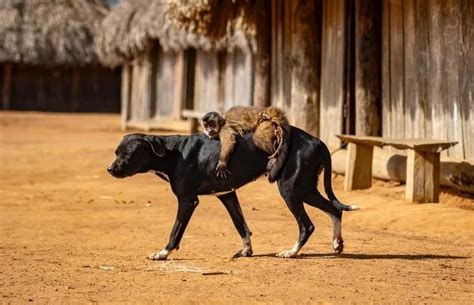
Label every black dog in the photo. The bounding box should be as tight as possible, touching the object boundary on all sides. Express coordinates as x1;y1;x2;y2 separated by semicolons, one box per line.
107;127;358;260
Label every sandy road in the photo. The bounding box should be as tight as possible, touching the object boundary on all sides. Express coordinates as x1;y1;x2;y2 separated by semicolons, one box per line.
0;111;473;304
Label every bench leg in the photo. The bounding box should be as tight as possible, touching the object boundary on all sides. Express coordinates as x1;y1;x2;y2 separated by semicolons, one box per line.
406;150;440;203
344;143;374;191
190;118;199;134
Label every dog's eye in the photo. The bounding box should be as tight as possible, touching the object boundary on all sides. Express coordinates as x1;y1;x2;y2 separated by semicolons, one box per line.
115;150;118;155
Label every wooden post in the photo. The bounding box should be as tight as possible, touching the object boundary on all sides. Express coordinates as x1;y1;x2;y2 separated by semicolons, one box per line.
173;51;186;120
289;0;321;136
344;142;374;190
253;0;271;107
121;63;131;131
142;51;152;126
406;150;441;203
355;0;381;136
2;62;12;110
130;58;141;123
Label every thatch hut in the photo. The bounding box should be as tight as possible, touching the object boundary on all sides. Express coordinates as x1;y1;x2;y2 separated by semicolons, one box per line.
0;0;120;112
95;0;256;131
169;0;473;160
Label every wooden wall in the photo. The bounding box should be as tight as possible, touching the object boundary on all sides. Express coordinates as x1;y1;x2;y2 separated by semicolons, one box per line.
383;0;473;159
271;0;323;139
320;0;347;149
193;49;254;114
193;50;220;113
223;50;254;110
270;0;472;159
0;63;120;112
122;45;255;130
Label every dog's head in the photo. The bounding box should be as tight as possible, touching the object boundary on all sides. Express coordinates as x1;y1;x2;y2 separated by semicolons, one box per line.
107;133;165;178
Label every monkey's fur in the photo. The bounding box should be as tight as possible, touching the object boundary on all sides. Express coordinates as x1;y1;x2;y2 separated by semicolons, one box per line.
201;106;290;182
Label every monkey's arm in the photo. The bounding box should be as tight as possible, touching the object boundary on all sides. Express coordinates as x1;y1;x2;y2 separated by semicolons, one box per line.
216;127;237;178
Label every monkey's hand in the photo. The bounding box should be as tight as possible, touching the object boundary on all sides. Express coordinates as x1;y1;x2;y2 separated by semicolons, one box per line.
216;161;231;179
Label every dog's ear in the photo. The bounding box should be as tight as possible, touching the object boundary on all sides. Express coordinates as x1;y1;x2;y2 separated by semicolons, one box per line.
143;136;165;157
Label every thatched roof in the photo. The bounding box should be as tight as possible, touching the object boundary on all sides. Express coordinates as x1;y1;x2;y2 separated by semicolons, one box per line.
0;0;109;66
95;0;256;68
166;0;256;41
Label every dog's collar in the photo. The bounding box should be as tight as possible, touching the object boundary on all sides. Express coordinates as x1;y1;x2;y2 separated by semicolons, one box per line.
150;170;170;182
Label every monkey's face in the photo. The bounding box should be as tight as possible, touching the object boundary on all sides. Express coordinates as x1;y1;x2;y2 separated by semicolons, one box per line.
201;112;225;139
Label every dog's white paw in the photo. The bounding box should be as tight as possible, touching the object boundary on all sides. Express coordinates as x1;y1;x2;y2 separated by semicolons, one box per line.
333;239;344;254
147;249;170;260
276;249;298;258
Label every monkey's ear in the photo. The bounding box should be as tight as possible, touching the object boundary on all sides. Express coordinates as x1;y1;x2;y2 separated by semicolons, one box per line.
218;116;226;127
143;135;165;157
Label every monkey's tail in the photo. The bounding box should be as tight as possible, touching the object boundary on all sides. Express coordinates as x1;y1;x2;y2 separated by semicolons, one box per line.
321;142;360;212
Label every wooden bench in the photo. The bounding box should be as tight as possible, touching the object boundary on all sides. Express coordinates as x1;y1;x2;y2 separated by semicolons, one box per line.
336;135;457;203
181;109;206;133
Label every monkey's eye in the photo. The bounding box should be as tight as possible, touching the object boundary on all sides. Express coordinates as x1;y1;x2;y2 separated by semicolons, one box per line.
208;121;215;128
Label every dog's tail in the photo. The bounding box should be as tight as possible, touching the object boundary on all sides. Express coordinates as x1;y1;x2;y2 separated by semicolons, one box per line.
321;142;360;212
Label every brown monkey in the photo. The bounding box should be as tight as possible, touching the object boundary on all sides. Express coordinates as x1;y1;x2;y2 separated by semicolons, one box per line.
200;106;290;180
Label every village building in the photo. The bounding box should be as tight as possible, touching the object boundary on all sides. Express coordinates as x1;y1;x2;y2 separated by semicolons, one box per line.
95;0;256;131
165;0;473;161
0;0;120;112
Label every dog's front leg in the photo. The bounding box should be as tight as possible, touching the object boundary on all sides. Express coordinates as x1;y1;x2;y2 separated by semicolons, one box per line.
148;197;199;260
217;192;253;258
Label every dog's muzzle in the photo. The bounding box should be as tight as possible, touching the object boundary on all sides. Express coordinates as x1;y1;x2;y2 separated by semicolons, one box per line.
107;161;127;178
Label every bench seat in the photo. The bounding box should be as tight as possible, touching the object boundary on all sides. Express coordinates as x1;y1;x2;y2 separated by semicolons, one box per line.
181;109;206;133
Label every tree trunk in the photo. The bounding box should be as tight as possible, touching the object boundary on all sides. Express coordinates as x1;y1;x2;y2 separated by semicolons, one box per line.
355;0;381;135
332;147;474;193
253;0;271;107
289;0;322;136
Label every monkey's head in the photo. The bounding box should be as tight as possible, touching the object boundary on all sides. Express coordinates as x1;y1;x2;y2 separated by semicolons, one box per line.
200;111;225;139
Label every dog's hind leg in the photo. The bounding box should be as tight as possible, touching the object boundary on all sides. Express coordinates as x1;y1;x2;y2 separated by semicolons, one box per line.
217;192;253;258
304;191;344;254
276;198;314;258
275;181;315;258
148;197;199;260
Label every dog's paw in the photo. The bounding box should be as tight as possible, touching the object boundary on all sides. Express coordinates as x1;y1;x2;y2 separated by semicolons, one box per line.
276;249;298;258
333;238;344;255
232;247;253;258
147;249;170;260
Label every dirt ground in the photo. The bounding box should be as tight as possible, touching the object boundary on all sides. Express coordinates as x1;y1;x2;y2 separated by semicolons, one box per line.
1;111;473;304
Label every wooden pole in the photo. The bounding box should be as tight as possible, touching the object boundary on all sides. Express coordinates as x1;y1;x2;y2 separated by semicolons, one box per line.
141;50;152;128
355;0;381;136
131;57;141;123
2;62;12;110
289;0;321;136
253;0;271;107
173;51;186;120
121;63;131;131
